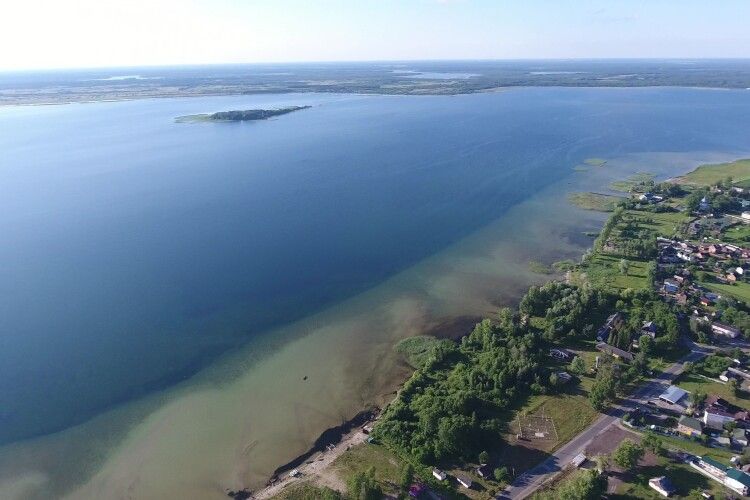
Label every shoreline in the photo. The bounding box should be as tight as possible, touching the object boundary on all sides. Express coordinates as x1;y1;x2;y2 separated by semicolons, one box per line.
249;154;750;499
2;84;749;109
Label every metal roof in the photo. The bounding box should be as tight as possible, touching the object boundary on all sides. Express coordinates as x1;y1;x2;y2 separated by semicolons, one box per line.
659;385;688;404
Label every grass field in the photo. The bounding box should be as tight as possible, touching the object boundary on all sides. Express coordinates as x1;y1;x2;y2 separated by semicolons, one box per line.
702;280;750;305
675;372;750;408
721;223;750;245
273;483;342;499
581;208;691;290
568;192;620;211
610;172;655;192
677;158;750;186
584;253;650;290
611;459;729;499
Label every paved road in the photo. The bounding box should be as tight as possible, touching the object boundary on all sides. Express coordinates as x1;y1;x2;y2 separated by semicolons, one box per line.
500;343;709;499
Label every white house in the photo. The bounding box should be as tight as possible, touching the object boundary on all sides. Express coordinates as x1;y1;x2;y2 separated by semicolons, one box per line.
711;322;742;339
432;468;447;481
742;211;750;221
456;474;472;488
649;476;676;497
704;407;736;429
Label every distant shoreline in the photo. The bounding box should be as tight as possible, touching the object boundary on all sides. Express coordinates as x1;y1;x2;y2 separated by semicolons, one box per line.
1;85;748;108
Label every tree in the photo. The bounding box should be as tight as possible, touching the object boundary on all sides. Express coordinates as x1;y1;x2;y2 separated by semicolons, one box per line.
535;469;606;500
730;378;741;397
619;259;630;275
638;334;653;356
641;433;664;456
348;467;382;500
570;356;586;375
494;466;510;482
593;454;609;473
589;363;618;410
612;439;644;469
478;450;489;465
399;463;414;491
690;389;706;408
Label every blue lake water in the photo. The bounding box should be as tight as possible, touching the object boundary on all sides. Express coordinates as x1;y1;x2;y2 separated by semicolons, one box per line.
1;87;750;454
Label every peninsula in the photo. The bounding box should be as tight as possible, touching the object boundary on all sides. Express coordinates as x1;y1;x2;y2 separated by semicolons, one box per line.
176;105;310;123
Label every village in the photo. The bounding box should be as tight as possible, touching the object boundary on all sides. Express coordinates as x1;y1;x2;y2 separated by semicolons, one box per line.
268;162;750;500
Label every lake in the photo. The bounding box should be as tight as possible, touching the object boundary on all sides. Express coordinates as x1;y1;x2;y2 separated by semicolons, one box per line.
1;87;749;499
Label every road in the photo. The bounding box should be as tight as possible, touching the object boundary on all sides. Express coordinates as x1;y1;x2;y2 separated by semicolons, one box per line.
500;342;710;499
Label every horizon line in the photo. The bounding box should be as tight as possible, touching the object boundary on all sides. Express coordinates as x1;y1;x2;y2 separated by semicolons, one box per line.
2;56;750;74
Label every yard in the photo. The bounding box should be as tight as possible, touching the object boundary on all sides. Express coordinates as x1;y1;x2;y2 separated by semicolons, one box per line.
584;253;650;290
677;158;750;187
610;459;729;499
720;223;750;245
675;372;750;408
702;280;750;306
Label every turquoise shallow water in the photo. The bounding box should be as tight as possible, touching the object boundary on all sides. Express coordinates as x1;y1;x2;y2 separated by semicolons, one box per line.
1;88;750;484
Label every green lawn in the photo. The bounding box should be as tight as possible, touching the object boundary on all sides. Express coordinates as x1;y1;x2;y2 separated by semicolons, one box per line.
675;372;750;408
568;192;620;212
612;459;729;499
702;280;750;306
626;210;690;237
610;172;656;192
274;482;342;500
721;224;750;245
584;253;650;290
678;158;750;186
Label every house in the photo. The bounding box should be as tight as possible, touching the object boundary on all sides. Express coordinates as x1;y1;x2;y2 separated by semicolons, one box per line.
664;280;680;294
570;453;587;468
649;476;676;497
727;273;738;283
726;468;750;495
556;371;573;384
732;428;749;448
432;469;447;481
702;396;749;429
742;211;750;221
456;475;472;489
596;342;635;362
549;348;571;360
677;251;694;262
659;385;688;406
727;366;750;380
675;292;689;305
695;456;728;478
719;370;741;382
691;456;750;494
641;321;658;338
677;416;703;438
408;483;426;498
704;406;737;429
711;322;742;339
597;312;625;340
699;197;710;212
476;465;492;478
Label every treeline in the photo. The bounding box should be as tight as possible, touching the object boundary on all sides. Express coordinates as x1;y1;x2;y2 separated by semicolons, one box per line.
373;313;544;463
374;280;685;465
209;106;310;121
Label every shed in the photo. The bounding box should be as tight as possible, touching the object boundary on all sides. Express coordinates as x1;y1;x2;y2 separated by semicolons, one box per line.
659;385;688;405
456;474;472;489
571;453;587;468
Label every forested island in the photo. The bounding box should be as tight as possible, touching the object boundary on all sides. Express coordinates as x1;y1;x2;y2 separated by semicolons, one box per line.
176;105;310;123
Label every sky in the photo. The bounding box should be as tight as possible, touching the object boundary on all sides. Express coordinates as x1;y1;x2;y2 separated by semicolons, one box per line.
1;0;749;71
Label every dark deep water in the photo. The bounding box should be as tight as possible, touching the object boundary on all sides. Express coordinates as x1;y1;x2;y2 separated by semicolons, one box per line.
1;87;750;446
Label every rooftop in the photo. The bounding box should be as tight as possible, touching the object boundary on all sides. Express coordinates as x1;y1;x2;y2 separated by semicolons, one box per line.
659;385;688;405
